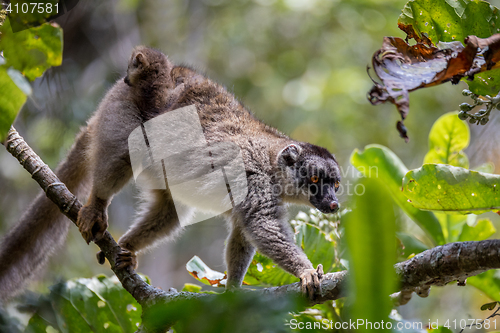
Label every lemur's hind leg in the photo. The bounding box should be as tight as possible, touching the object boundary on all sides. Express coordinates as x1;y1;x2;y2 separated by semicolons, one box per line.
99;189;192;270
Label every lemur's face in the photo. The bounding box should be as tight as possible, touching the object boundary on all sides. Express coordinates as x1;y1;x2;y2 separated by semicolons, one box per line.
277;143;341;214
124;46;169;87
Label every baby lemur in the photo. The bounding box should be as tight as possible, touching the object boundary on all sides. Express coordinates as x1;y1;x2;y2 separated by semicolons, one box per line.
0;46;340;302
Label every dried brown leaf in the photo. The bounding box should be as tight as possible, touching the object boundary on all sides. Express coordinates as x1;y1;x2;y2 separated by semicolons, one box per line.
368;34;500;140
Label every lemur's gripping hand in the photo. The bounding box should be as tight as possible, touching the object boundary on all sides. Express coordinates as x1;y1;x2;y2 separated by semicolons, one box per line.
77;198;108;244
300;264;323;300
96;247;137;271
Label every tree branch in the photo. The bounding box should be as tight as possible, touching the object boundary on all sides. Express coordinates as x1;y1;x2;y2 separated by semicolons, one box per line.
4;126;500;330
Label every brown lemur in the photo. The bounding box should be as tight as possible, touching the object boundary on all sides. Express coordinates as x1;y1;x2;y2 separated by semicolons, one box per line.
0;46;341;302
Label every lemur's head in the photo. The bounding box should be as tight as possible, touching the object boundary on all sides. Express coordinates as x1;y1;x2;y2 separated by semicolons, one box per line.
124;46;173;88
277;142;341;214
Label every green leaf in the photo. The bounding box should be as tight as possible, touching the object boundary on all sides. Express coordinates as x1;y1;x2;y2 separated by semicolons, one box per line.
398;0;500;44
343;178;397;330
25;276;142;333
351;145;444;245
423;112;469;168
466;68;500;96
181;283;203;293
0;18;63;81
0;66;27;141
246;251;298;286
398;0;500;96
435;212;467;243
474;162;495;174
468;270;500;301
295;222;336;272
403;164;500;213
481;301;499;311
458;219;496;241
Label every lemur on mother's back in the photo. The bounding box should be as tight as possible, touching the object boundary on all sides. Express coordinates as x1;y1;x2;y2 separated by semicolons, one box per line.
0;46;341;302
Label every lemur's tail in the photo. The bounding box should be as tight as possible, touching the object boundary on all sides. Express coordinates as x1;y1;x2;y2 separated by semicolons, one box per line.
0;128;91;302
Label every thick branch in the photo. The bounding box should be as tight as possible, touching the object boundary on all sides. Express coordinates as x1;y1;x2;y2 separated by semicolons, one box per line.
4;126;500;319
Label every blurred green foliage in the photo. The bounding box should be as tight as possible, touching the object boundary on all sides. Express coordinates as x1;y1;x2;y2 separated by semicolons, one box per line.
343;178;397;332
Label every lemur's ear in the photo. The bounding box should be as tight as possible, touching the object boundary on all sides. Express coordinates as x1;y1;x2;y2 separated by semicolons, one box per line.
278;144;302;167
133;52;147;68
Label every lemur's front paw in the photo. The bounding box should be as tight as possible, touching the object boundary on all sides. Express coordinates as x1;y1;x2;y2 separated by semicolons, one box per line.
115;249;138;271
77;204;108;244
299;264;324;300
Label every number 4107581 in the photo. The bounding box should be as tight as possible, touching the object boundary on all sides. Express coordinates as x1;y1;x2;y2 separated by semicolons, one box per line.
4;3;59;14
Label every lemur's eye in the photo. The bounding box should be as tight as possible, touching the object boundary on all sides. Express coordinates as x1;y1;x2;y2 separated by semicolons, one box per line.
311;175;319;183
335;182;340;190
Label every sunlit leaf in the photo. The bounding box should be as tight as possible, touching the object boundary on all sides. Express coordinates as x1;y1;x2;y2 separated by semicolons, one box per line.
0;66;27;141
398;0;500;44
423;112;469;168
351;145;444;245
0;19;63;80
403;164;500;213
181;283;203;293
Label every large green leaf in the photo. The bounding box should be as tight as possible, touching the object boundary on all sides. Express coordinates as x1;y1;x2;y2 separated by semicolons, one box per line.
398;0;500;44
403;164;500;213
351;145;444;245
423;112;469;168
343;178;397;330
468;270;500;301
398;0;500;96
0;18;63;80
0;66;27;141
25;276;142;333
